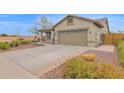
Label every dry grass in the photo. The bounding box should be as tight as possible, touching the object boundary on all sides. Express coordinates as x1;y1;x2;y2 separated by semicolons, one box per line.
64;56;124;79
0;36;34;42
0;36;17;42
81;54;96;62
42;55;124;79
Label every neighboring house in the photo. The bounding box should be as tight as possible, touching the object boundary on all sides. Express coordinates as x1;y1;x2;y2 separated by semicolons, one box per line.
39;15;110;47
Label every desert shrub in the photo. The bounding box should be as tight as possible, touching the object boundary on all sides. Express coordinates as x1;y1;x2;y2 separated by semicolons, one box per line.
64;56;124;79
81;54;96;61
0;40;33;50
2;43;10;50
24;40;32;44
9;40;33;47
20;40;26;44
20;40;33;45
9;40;20;47
0;42;10;50
0;42;3;49
9;42;14;47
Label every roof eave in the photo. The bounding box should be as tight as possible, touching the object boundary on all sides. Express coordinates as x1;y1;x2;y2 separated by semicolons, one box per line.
93;21;104;28
53;14;104;28
38;28;54;32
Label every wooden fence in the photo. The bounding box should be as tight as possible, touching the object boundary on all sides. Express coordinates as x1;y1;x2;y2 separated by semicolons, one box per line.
103;34;124;44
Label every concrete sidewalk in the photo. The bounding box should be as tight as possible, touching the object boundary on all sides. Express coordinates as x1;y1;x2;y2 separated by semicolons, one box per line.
92;45;115;52
0;55;37;79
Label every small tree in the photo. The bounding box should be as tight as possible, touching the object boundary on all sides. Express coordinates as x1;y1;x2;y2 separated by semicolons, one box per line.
30;24;39;35
29;16;53;41
36;16;53;29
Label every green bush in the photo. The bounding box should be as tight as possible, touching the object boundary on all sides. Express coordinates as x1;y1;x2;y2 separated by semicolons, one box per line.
3;43;10;50
0;42;10;50
10;40;21;47
0;42;3;49
0;40;33;50
20;40;33;45
64;57;124;79
9;40;33;47
20;40;25;44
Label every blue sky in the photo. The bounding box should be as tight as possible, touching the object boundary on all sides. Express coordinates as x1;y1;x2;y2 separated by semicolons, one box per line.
0;14;124;36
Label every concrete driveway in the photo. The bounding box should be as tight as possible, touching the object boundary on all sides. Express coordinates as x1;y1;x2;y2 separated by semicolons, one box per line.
0;45;87;79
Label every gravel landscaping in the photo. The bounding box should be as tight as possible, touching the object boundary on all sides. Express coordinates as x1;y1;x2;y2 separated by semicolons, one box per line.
82;49;119;65
41;46;119;79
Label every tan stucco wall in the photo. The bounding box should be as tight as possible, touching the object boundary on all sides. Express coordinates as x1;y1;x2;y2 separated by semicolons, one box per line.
96;18;109;34
87;24;104;47
54;17;105;47
54;17;91;44
55;17;92;31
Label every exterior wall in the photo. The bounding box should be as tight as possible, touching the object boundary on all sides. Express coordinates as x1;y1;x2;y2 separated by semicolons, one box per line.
55;17;92;31
54;17;92;45
88;24;103;47
87;29;97;47
87;26;98;47
87;18;110;47
96;18;109;34
54;17;105;47
43;31;54;43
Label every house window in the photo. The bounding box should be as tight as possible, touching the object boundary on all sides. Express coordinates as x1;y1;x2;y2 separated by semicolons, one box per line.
67;17;73;25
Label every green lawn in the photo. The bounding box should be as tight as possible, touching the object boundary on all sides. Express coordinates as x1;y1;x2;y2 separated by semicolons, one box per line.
116;40;124;66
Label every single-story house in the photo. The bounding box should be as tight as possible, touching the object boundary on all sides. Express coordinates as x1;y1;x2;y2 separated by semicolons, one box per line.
39;15;110;47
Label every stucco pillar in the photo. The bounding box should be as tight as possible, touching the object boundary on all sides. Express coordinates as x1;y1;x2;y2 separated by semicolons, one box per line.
54;30;58;44
87;30;96;47
51;30;55;44
40;31;43;42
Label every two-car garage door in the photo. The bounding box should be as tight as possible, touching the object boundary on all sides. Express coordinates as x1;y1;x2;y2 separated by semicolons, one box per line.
58;30;87;46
